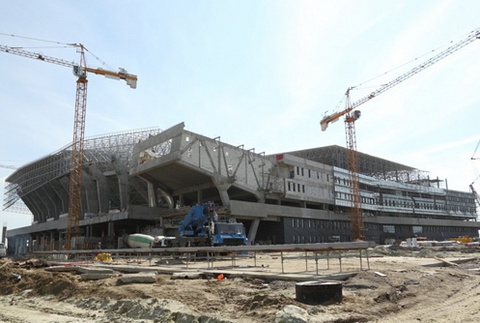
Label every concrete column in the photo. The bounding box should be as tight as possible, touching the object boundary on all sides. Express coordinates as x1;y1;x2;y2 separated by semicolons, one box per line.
14;237;20;256
112;160;129;211
41;233;46;251
82;172;99;215
248;219;260;244
28;235;32;253
212;176;233;208
90;166;109;214
147;182;158;207
108;222;114;237
177;194;184;208
1;224;6;244
58;232;63;250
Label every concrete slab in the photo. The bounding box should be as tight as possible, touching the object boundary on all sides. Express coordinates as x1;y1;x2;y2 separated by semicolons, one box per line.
119;273;157;284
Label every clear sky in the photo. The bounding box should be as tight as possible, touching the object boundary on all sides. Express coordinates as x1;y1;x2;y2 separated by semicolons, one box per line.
1;0;479;232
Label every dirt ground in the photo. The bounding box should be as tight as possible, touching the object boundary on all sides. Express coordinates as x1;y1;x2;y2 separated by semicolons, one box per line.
1;245;480;323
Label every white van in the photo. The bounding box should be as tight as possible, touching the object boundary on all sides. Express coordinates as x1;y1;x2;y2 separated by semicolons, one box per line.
0;243;6;258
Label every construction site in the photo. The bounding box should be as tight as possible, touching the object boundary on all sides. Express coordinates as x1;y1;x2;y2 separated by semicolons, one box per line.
2;26;480;257
3;120;479;256
2;8;480;323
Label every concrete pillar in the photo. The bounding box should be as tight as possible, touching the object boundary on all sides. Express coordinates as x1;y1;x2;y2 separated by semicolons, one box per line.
248;219;260;244
14;237;20;256
1;223;6;244
108;222;114;237
41;233;45;251
90;166;109;214
58;232;63;250
83;172;99;215
112;160;129;211
147;181;158;207
212;176;233;208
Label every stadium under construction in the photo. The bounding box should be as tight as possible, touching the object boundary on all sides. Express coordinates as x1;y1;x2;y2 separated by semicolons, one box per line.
4;122;479;255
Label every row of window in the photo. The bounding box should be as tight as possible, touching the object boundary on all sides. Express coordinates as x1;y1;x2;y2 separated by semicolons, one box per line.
290;220;472;236
383;224;471;234
335;192;476;213
291;218;349;230
295;166;330;182
286;181;332;198
292;235;333;243
447;196;475;204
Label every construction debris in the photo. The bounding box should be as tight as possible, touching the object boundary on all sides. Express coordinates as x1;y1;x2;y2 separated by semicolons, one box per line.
433;256;460;267
119;273;157;284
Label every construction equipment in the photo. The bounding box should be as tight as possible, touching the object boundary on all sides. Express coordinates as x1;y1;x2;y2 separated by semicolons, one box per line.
471;140;480;208
320;28;480;241
0;41;137;248
471;139;480;160
0;164;17;170
124;233;175;248
172;202;248;247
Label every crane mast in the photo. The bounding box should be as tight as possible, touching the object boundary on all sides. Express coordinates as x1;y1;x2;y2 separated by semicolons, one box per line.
344;90;364;240
320;27;480;241
67;46;88;243
0;42;137;248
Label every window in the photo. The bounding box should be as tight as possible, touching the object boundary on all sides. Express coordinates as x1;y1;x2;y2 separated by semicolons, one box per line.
383;225;395;233
412;226;423;234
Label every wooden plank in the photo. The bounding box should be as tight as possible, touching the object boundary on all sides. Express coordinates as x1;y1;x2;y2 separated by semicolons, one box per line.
433;256;459;267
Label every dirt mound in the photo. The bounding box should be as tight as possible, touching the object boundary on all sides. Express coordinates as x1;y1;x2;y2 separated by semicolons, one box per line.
0;258;79;298
1;251;480;323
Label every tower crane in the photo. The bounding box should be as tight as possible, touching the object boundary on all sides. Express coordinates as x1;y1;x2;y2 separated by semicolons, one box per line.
471;140;480;209
0;164;18;170
0;42;137;248
320;27;480;241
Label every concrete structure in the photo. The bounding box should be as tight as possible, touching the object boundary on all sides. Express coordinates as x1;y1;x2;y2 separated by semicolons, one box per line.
4;122;479;255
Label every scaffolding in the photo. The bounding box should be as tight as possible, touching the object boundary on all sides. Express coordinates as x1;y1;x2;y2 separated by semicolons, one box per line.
3;127;164;213
286;145;435;186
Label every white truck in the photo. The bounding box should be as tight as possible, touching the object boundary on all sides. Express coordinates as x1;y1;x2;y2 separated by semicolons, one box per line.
124;233;176;248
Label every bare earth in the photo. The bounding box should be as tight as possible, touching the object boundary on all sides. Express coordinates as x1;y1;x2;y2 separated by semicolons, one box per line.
1;246;480;323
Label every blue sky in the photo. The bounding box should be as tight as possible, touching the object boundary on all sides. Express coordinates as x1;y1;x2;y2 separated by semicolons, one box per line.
1;0;479;231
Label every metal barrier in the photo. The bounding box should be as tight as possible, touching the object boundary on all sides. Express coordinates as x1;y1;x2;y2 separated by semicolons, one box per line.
32;241;375;275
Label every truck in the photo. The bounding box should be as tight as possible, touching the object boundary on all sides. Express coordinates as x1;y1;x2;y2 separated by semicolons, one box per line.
171;202;248;247
124;233;176;248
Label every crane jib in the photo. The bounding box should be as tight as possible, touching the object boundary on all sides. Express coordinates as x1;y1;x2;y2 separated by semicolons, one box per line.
322;27;480;128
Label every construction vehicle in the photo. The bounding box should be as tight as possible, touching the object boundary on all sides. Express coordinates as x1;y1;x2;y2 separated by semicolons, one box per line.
124;233;175;248
171;202;248;247
449;236;474;244
320;27;480;241
0;39;136;248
